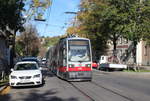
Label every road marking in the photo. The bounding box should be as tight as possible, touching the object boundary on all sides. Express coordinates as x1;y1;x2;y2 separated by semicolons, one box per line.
0;86;10;95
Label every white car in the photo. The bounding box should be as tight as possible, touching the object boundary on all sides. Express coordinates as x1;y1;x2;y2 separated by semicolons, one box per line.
9;61;42;87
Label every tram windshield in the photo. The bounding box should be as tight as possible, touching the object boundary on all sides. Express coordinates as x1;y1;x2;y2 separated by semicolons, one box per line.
68;40;91;62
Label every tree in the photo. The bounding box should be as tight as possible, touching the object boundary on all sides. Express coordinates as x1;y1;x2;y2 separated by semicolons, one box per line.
76;0;150;63
0;0;25;67
0;0;51;35
23;0;51;21
16;25;40;56
76;0;109;59
66;26;79;35
114;0;150;63
0;0;25;33
43;36;61;48
0;0;51;67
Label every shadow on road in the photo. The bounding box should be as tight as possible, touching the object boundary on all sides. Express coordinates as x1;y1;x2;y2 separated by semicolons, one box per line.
0;88;79;101
23;90;79;101
0;94;10;101
42;68;56;78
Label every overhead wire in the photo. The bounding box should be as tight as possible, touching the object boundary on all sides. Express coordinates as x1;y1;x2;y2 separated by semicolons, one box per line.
43;0;53;35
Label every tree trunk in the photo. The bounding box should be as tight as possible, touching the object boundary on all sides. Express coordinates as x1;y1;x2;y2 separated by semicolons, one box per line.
113;38;117;56
10;30;17;68
133;41;137;64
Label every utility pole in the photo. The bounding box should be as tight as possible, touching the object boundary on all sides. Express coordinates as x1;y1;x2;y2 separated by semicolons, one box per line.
65;12;78;27
65;11;78;35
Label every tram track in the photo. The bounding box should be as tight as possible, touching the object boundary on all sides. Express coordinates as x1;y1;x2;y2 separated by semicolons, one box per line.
90;81;134;101
68;82;95;101
55;77;95;101
68;81;134;101
53;71;134;101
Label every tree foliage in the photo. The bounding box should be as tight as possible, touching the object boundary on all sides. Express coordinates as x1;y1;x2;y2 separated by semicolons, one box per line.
0;0;25;34
16;25;40;56
76;0;109;59
69;0;150;60
24;0;51;21
43;36;61;48
0;0;51;35
106;0;150;62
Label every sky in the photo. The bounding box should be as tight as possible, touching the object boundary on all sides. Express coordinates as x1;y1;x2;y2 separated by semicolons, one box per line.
31;0;81;37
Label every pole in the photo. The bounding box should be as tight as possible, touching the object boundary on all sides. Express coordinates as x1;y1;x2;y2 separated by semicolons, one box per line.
64;12;77;26
64;11;77;34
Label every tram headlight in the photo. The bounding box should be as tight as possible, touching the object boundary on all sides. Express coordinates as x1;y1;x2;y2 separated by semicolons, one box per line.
86;64;91;68
68;64;75;68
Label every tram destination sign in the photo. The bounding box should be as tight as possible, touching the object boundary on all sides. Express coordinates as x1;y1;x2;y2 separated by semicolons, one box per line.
69;40;89;45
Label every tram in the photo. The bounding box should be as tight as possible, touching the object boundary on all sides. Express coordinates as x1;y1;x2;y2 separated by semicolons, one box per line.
47;35;92;81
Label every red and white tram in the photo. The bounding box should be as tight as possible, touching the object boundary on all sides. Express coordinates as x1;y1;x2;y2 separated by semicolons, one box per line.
47;36;92;81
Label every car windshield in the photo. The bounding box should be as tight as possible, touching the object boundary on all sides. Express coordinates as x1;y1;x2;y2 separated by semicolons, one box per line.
15;63;38;70
22;58;40;65
22;58;38;62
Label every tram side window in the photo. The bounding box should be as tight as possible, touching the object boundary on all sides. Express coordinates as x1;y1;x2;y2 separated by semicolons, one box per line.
59;44;64;67
63;48;67;66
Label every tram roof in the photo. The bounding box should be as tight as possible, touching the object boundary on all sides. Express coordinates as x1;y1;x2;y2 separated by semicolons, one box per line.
66;37;90;41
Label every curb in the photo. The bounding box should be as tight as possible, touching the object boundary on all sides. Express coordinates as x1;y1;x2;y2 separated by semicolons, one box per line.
96;70;150;79
0;86;7;92
110;72;150;79
0;83;9;94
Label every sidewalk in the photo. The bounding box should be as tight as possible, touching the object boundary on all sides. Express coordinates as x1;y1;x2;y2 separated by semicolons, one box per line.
110;71;150;79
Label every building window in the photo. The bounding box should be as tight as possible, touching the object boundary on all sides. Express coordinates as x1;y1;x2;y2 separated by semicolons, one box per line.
144;46;147;56
125;49;128;57
125;38;128;44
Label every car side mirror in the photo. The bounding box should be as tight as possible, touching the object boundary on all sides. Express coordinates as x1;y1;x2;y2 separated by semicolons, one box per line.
11;68;14;72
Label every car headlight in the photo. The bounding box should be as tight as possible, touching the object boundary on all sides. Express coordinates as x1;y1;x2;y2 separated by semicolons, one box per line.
33;74;41;78
10;75;17;79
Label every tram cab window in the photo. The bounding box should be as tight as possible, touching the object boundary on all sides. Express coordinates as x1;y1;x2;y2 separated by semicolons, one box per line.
68;40;91;62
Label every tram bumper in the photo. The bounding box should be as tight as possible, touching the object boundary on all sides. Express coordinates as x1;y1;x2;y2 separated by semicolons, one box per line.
66;71;92;81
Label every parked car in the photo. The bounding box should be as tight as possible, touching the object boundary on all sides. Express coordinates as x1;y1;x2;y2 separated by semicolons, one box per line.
92;61;99;69
21;57;39;62
9;61;42;87
41;58;47;68
99;55;127;71
21;57;40;66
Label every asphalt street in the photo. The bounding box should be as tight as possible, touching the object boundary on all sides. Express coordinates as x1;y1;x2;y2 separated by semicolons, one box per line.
0;68;150;101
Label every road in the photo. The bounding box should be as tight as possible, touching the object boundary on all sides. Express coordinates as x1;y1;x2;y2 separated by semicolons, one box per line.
0;68;150;101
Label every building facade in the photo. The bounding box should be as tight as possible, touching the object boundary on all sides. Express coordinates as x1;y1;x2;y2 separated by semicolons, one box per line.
137;41;150;66
107;37;150;66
